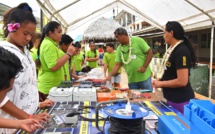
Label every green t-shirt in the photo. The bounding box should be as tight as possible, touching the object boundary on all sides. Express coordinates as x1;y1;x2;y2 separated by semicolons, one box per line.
86;50;99;68
30;47;39;70
59;49;69;81
30;47;37;61
71;57;75;68
115;36;152;83
74;52;84;71
103;51;122;73
70;57;75;75
37;37;64;94
56;49;75;81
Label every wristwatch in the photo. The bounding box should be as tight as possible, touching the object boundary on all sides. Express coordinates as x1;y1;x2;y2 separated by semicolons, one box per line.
66;53;72;58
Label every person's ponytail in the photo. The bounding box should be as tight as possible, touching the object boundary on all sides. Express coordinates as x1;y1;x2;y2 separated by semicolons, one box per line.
35;32;45;67
183;36;197;68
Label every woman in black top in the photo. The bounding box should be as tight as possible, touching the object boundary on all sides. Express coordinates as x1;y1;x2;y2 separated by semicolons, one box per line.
153;21;196;114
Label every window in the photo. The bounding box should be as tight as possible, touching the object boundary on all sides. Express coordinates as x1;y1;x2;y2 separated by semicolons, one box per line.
127;14;131;25
133;15;135;22
207;33;211;48
201;34;207;48
201;33;211;48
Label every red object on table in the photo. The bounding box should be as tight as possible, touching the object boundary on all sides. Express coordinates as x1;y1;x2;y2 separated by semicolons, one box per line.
142;93;151;98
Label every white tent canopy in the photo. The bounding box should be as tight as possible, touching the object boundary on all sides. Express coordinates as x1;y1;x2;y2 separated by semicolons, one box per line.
36;0;215;98
36;0;215;33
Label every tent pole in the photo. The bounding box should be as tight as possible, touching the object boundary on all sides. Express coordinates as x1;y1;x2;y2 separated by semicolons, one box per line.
209;23;214;98
68;1;117;26
185;0;214;98
36;0;67;30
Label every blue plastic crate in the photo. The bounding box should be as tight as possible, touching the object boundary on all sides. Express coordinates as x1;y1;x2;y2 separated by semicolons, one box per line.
184;99;215;134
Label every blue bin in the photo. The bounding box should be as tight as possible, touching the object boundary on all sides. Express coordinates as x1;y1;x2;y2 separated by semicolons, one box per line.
184;99;215;134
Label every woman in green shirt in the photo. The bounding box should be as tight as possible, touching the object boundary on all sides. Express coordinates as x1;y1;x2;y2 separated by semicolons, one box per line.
85;41;99;69
36;21;75;101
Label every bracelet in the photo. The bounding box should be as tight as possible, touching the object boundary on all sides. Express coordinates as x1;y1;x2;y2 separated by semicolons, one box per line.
28;114;33;119
66;53;72;58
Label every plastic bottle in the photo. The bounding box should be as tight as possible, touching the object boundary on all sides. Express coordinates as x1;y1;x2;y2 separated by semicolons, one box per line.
106;81;112;89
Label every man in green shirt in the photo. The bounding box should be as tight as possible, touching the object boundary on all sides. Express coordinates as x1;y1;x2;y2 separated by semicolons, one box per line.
104;43;122;88
106;27;153;90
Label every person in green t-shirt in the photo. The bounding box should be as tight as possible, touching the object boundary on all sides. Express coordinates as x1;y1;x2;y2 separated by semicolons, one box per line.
74;41;84;75
58;34;74;81
30;32;42;75
69;41;83;80
81;46;86;60
86;41;99;69
59;37;83;81
154;50;161;58
36;21;76;101
104;43;122;88
30;33;42;61
106;27;153;91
